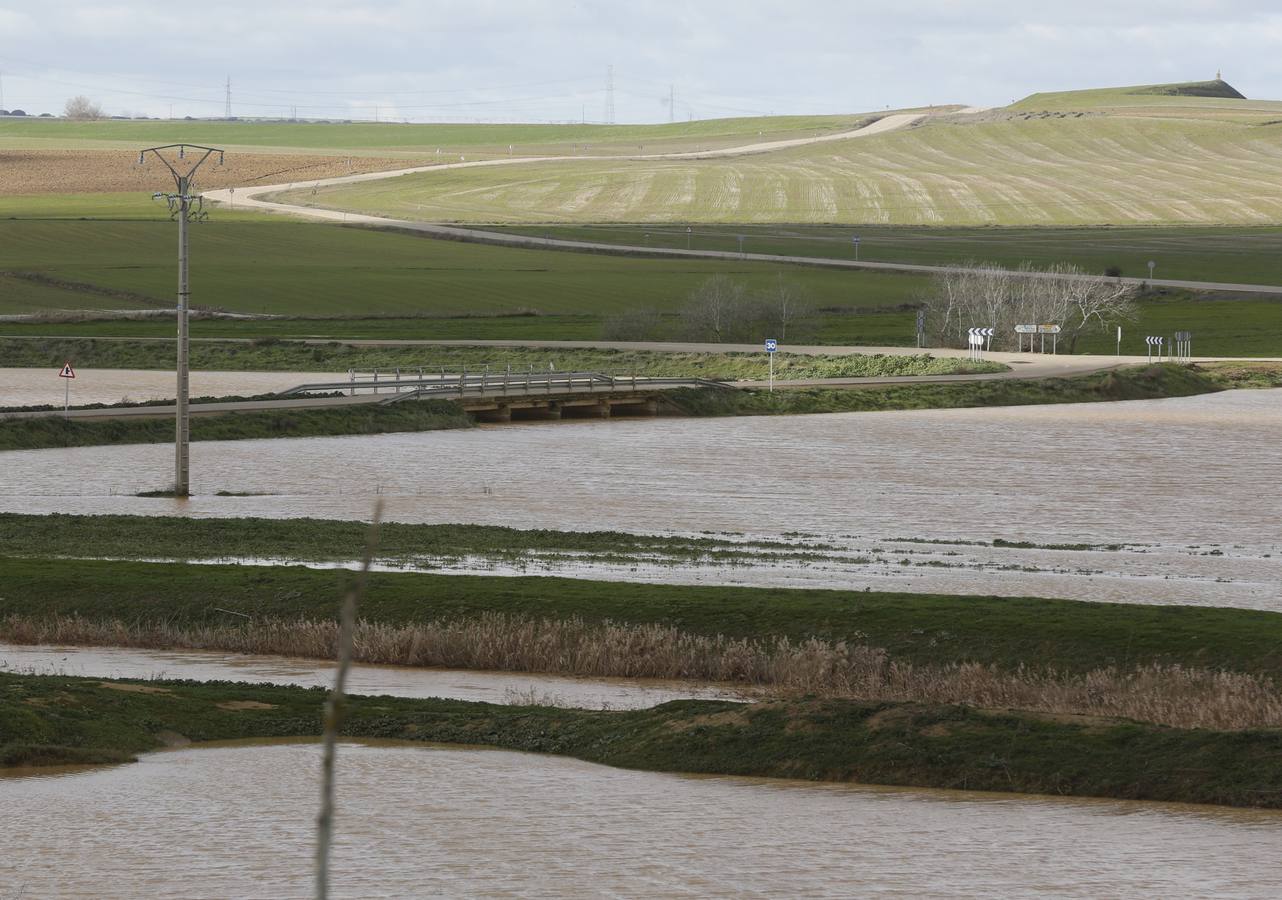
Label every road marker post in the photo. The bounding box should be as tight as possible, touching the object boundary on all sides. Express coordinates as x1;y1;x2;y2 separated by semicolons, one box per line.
852;234;860;261
58;361;76;417
1145;335;1164;362
765;338;778;392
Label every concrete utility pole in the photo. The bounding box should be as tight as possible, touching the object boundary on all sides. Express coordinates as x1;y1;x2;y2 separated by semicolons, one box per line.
137;143;224;497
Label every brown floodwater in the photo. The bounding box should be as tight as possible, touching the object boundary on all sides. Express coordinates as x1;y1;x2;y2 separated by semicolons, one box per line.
1;389;1278;607
0;643;740;709
3;740;1280;898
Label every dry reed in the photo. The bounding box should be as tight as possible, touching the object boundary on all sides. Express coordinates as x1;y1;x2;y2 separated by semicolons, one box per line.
5;612;1280;731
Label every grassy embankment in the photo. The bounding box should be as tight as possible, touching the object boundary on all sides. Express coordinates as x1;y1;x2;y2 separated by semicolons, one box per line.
0;337;1000;378
6;673;1282;809
4;363;1276;451
4;549;1281;680
665;363;1276;417
0;400;471;451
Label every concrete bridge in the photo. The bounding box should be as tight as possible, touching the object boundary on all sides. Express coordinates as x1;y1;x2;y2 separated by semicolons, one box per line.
3;371;731;423
277;370;733;423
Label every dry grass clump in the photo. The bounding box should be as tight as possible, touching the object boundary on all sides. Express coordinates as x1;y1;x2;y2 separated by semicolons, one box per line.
5;612;1280;731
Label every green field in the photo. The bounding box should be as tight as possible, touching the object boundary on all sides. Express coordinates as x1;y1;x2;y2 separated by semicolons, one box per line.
0;113;876;157
278;103;1282;226
0;219;924;320
491;223;1282;286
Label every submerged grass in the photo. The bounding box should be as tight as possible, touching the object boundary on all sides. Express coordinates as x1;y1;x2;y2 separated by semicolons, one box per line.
0;400;472;451
5;611;1280;731
5;672;1282;808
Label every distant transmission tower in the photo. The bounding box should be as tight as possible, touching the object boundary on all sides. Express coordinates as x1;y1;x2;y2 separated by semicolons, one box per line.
224;76;231;119
605;65;615;125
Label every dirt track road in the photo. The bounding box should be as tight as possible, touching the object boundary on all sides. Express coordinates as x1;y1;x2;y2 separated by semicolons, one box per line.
200;109;1282;297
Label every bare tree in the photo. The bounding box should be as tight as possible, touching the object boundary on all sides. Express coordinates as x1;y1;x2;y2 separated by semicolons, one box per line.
64;96;104;120
919;261;1137;352
680;275;745;342
759;274;813;342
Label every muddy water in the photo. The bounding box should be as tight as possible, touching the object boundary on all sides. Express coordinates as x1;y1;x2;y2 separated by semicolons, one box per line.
0;367;338;407
1;389;1279;607
4;741;1280;898
0;643;739;709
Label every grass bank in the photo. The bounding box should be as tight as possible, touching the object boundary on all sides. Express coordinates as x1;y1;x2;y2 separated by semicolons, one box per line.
7;611;1278;731
0;400;471;451
666;363;1239;416
5;673;1281;808
0;337;1002;379
3;555;1281;680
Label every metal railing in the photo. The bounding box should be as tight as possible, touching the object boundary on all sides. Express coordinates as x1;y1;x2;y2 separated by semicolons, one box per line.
275;370;733;401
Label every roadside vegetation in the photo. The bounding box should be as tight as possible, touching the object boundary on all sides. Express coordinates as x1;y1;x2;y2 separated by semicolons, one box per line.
0;401;470;451
663;363;1251;417
0;337;1002;378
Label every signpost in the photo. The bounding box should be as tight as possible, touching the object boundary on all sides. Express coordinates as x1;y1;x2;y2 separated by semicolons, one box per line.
58;361;75;416
1145;335;1164;362
915;309;926;348
852;234;860;261
967;327;994;360
1147;260;1156;282
1014;324;1061;353
1174;330;1192;362
1117;325;1122;358
686;225;692;250
765;338;778;392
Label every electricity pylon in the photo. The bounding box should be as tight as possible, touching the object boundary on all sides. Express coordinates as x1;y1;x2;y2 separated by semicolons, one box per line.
137;143;225;497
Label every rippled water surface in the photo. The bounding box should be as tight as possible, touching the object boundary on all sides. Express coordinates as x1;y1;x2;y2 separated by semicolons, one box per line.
4;741;1281;898
0;643;738;709
2;389;1279;606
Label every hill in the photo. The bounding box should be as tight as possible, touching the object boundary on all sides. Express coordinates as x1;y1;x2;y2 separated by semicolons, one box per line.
276;101;1282;226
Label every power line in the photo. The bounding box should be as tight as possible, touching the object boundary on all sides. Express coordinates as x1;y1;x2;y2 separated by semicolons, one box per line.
605;64;615;126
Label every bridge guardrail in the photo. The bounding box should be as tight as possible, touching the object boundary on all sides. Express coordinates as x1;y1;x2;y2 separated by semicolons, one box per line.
275;371;735;401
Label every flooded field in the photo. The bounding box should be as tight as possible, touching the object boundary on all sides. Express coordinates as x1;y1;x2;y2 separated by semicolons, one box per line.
1;389;1278;607
4;740;1281;898
0;643;740;709
0;367;337;408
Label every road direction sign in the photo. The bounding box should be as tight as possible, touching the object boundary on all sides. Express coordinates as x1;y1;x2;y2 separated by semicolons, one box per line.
58;362;75;379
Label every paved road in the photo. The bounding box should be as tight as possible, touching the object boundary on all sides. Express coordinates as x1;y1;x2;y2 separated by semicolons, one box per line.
200;112;1282;298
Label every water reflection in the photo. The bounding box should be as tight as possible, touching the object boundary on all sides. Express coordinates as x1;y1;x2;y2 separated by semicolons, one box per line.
4;741;1280;898
0;643;740;710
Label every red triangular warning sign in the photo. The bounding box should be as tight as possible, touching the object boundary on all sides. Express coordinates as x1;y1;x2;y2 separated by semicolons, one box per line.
58;362;76;379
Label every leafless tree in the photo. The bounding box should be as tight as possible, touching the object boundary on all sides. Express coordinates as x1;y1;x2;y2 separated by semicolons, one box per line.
64;96;104;120
919;261;1137;352
680;275;746;342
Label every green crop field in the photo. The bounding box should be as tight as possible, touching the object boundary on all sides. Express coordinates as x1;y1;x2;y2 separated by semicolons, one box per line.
0;113;876;158
492;223;1282;286
278;97;1282;226
0;218;925;319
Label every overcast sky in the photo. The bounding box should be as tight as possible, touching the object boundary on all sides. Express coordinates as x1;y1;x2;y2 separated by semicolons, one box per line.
2;1;1281;122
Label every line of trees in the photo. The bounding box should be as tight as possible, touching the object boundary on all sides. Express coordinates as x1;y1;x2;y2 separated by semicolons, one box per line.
919;261;1138;353
602;275;817;343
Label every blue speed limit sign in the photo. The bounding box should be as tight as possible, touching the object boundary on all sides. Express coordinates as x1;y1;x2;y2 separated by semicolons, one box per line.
764;339;778;353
